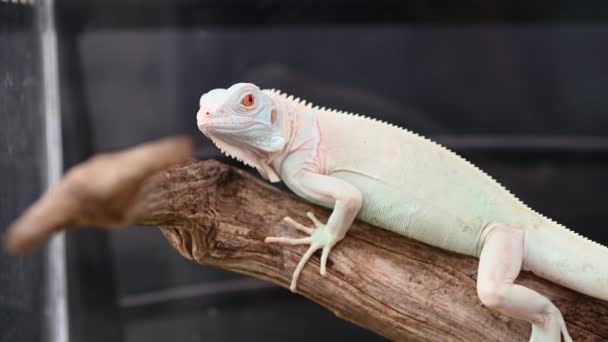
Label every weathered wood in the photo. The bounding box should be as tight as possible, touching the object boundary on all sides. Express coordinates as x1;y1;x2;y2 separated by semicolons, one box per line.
133;160;608;342
6;138;607;341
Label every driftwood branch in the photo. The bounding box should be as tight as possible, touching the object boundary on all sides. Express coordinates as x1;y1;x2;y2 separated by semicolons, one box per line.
5;137;608;341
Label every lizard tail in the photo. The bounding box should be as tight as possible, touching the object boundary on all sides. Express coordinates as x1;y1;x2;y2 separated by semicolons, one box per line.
523;221;608;301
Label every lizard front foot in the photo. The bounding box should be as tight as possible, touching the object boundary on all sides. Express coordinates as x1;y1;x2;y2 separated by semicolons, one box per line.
265;212;340;292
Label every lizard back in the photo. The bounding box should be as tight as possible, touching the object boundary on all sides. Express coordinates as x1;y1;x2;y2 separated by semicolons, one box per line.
312;107;536;256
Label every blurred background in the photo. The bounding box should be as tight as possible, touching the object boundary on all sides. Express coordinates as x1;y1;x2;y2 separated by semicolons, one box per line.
2;1;608;341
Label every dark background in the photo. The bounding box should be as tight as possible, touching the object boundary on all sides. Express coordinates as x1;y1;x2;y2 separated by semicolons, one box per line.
0;3;46;342
3;1;608;341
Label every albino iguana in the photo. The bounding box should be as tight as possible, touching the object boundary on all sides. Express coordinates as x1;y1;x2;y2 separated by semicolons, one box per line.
196;82;608;342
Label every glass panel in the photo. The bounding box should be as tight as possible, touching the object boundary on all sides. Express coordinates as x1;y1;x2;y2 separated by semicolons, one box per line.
51;2;608;341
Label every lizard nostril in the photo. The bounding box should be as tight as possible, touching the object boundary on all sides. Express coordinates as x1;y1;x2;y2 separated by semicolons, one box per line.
205;111;211;116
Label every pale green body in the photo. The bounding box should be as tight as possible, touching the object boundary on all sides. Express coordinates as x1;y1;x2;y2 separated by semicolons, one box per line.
260;90;606;301
314;109;536;257
279;100;607;301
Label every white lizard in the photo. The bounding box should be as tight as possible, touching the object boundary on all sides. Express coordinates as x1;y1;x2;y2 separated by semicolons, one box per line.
196;82;608;342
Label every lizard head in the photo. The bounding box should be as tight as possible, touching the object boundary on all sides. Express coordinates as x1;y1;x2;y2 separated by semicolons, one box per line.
196;83;288;182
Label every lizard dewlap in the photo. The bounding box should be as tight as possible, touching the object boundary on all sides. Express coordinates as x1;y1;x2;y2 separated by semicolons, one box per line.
197;82;608;342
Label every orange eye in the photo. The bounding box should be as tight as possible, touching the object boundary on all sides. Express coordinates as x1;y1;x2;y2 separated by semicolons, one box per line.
241;93;255;107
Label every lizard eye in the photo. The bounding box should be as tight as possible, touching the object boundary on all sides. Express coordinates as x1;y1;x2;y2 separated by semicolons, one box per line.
241;93;255;108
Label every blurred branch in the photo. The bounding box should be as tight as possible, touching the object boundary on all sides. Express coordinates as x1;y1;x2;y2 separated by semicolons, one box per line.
5;136;193;253
5;138;607;341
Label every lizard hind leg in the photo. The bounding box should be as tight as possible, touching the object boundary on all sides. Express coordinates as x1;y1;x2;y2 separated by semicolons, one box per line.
477;224;572;342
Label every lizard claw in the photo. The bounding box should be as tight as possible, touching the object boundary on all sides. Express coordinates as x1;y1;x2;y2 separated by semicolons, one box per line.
265;214;339;292
306;212;324;229
282;216;315;234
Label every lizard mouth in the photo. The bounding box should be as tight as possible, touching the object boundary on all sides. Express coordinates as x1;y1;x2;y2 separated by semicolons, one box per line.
198;118;259;134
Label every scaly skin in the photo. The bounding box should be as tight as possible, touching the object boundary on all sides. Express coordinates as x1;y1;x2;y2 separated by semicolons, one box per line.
197;83;608;342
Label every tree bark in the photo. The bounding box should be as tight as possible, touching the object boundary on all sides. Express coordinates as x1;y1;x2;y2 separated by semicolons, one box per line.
132;160;608;342
6;137;607;341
